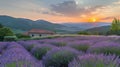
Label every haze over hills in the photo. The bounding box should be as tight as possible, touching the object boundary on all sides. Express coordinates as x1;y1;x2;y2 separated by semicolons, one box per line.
85;26;111;33
0;15;111;34
62;22;111;30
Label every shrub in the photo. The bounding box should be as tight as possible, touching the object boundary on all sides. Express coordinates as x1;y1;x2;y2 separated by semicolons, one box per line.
45;39;67;47
16;34;30;38
69;54;120;67
31;44;55;60
0;27;15;41
18;38;32;41
22;44;34;51
4;61;35;67
6;42;24;49
47;40;67;47
0;27;15;37
18;41;39;51
88;41;120;55
69;44;89;52
78;31;90;35
42;47;81;67
4;36;18;41
0;36;4;41
0;23;3;28
0;42;8;49
51;42;66;47
0;42;8;55
67;40;92;52
0;45;39;67
26;44;34;51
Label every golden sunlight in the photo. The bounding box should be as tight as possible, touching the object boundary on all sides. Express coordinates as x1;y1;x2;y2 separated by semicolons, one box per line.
88;17;98;23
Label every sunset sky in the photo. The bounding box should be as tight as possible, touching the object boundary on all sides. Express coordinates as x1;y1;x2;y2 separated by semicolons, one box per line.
0;0;120;23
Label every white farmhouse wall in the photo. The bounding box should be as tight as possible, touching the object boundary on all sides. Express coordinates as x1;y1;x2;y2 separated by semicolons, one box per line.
29;33;52;38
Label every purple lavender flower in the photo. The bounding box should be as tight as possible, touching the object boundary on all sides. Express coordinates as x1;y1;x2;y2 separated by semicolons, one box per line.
18;41;39;51
46;40;67;47
67;40;93;52
6;42;24;49
31;44;57;60
0;44;39;67
88;41;120;55
0;42;8;55
42;47;82;67
69;54;120;67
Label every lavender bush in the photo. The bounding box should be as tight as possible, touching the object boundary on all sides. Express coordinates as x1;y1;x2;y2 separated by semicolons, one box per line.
0;42;8;49
67;40;93;52
88;41;120;55
6;42;24;49
1;36;120;67
42;47;81;67
69;54;120;67
0;43;39;67
18;41;39;51
42;38;68;47
0;42;8;55
31;44;56;60
4;60;35;67
49;41;67;47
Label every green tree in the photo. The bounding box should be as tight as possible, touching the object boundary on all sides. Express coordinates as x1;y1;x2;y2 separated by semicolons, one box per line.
0;27;14;36
0;24;3;28
110;18;120;35
0;27;15;41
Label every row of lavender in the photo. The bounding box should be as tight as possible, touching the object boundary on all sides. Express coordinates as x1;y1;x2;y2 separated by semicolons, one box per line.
0;36;120;67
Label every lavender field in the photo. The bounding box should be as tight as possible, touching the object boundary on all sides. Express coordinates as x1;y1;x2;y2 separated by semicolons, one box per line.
0;36;120;67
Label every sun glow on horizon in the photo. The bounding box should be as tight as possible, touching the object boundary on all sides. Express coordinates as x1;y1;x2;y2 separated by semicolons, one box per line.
88;17;98;23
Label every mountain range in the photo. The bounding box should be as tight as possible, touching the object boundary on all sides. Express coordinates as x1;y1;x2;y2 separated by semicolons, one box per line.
0;15;111;34
85;26;110;33
62;22;111;30
0;15;73;33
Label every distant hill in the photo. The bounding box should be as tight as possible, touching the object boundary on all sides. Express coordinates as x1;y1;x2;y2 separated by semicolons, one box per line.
85;26;111;33
0;15;78;33
0;15;112;34
62;22;111;30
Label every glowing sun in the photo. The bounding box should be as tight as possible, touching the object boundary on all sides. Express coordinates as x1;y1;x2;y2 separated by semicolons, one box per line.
89;17;98;22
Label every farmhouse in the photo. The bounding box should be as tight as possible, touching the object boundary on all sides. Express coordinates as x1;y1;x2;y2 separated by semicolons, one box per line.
25;29;55;38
